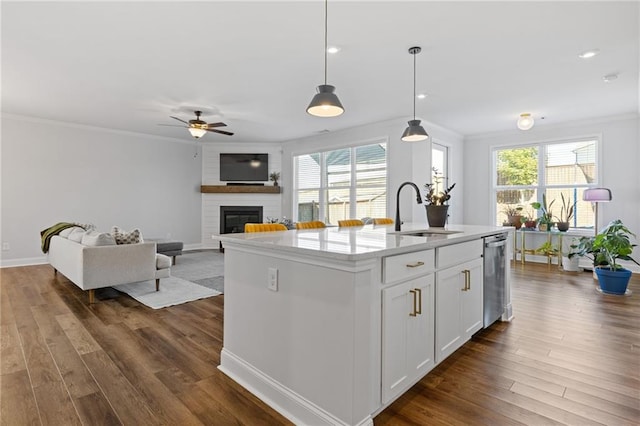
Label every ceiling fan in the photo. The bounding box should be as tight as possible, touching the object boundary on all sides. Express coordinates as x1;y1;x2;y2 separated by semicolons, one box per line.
160;110;234;138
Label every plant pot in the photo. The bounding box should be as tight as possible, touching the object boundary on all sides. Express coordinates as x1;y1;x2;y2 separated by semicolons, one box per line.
524;220;537;229
562;256;581;272
556;221;569;232
425;205;449;227
595;267;632;295
538;223;548;232
508;215;522;229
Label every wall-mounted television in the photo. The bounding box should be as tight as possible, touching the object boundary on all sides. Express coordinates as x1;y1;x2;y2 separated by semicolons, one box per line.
219;153;269;182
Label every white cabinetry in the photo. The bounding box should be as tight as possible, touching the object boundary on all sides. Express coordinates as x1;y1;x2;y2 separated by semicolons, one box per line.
435;253;483;363
381;249;435;403
381;275;434;403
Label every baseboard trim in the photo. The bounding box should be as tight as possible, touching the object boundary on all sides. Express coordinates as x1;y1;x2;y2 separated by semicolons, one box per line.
218;349;373;426
1;256;48;268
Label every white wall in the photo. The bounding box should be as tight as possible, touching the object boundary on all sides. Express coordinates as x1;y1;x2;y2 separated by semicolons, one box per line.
280;117;464;227
201;143;282;247
1;114;202;266
463;114;640;264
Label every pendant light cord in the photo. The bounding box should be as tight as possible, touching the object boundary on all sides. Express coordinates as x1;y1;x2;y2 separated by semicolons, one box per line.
324;0;328;85
412;51;416;120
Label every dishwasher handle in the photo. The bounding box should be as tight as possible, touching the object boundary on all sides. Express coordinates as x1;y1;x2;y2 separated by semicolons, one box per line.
485;240;507;248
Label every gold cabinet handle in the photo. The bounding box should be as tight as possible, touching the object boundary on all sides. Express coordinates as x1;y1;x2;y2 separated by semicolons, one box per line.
415;288;422;315
406;261;425;268
461;270;470;291
409;289;417;316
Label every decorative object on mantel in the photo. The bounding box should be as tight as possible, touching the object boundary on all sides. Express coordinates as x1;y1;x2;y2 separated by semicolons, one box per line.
200;185;280;194
306;0;344;117
401;46;429;142
270;171;280;186
160;110;234;139
424;168;455;227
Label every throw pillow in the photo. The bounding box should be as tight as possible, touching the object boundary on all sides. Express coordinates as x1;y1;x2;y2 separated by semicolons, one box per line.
68;227;86;243
81;230;117;246
111;226;144;245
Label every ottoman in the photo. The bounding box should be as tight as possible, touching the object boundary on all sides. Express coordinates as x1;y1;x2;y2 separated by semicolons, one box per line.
147;239;183;265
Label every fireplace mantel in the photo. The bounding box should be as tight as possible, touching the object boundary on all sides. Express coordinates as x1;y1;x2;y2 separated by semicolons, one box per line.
201;185;281;194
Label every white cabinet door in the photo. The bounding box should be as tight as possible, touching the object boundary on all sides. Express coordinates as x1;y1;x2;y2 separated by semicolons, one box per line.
435;257;483;363
381;274;435;403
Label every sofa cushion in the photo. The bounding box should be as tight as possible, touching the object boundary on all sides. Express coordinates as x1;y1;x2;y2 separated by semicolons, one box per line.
111;226;144;245
59;226;83;238
68;228;86;243
156;253;171;270
82;230;117;247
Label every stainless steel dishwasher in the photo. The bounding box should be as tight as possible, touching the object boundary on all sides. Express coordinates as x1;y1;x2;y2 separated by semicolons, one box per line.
483;233;508;328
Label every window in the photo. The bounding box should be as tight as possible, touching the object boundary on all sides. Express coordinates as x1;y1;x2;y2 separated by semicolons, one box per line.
493;139;598;229
432;142;450;188
294;142;387;225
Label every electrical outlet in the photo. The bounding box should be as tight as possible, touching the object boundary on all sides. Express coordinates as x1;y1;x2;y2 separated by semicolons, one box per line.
267;267;278;291
2;242;9;251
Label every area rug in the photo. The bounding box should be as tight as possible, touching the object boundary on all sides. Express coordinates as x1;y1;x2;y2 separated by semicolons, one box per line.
114;249;225;309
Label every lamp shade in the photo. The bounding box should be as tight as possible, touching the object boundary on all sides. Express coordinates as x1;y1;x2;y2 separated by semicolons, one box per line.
583;188;612;202
188;127;207;139
517;113;534;130
401;119;429;142
307;84;344;117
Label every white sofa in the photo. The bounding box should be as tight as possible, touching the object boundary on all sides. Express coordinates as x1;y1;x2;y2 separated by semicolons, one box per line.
48;235;171;304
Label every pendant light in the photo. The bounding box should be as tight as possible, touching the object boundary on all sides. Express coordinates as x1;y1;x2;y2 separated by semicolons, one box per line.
306;0;344;117
401;47;429;142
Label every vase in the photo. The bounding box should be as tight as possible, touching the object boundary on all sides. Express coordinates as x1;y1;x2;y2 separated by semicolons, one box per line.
595;267;632;295
425;205;449;227
556;221;569;232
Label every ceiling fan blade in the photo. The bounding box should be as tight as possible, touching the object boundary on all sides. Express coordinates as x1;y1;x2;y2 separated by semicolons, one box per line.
170;116;189;125
207;128;234;136
158;124;187;128
205;122;227;128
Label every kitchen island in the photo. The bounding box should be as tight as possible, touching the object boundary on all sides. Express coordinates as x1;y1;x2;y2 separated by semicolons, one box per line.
218;224;512;426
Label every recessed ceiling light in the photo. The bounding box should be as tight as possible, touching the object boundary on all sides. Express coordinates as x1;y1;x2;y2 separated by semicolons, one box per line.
603;73;618;83
578;49;600;59
327;46;341;54
416;93;427;99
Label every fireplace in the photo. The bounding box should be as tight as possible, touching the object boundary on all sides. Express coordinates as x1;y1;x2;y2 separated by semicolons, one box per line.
220;206;263;234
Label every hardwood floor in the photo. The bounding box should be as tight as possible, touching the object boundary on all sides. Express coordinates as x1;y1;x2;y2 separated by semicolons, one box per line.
1;261;639;425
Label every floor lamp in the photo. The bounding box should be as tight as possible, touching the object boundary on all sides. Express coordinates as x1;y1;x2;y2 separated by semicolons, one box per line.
583;188;612;236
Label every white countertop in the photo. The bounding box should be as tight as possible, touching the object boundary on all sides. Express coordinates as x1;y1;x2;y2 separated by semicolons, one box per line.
218;223;510;261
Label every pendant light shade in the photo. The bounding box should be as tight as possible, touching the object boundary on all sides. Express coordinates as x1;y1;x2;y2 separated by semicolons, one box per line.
517;113;534;130
307;0;344;117
401;46;428;142
307;84;344;117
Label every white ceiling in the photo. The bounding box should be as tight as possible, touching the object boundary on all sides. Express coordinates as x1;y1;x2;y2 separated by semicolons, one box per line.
2;1;638;143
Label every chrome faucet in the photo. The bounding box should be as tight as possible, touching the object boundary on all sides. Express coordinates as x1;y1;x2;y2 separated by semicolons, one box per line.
395;182;423;232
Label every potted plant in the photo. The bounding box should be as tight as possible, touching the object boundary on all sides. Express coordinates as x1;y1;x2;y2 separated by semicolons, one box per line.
562;237;582;271
554;193;575;232
424;167;455;227
569;219;639;295
502;205;523;229
531;194;555;231
270;171;280;186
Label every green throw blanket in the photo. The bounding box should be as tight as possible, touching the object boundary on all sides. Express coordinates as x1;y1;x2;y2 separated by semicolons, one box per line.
40;222;80;253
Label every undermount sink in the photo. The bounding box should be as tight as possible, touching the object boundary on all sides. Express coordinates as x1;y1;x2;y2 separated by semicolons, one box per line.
397;229;462;237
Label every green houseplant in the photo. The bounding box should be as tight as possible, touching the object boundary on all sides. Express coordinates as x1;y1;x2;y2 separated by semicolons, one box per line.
424;168;456;227
269;171;280;186
570;219;639;295
554;193;575;232
531;194;555;231
502;205;523;229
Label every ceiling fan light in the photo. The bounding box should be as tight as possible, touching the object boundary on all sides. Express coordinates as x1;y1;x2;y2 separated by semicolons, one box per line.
401;119;429;142
307;84;345;117
188;127;207;138
517;113;534;130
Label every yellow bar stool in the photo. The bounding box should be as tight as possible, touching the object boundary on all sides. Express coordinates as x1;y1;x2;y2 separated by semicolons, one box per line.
244;223;288;233
372;218;394;225
338;219;364;227
295;221;326;230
